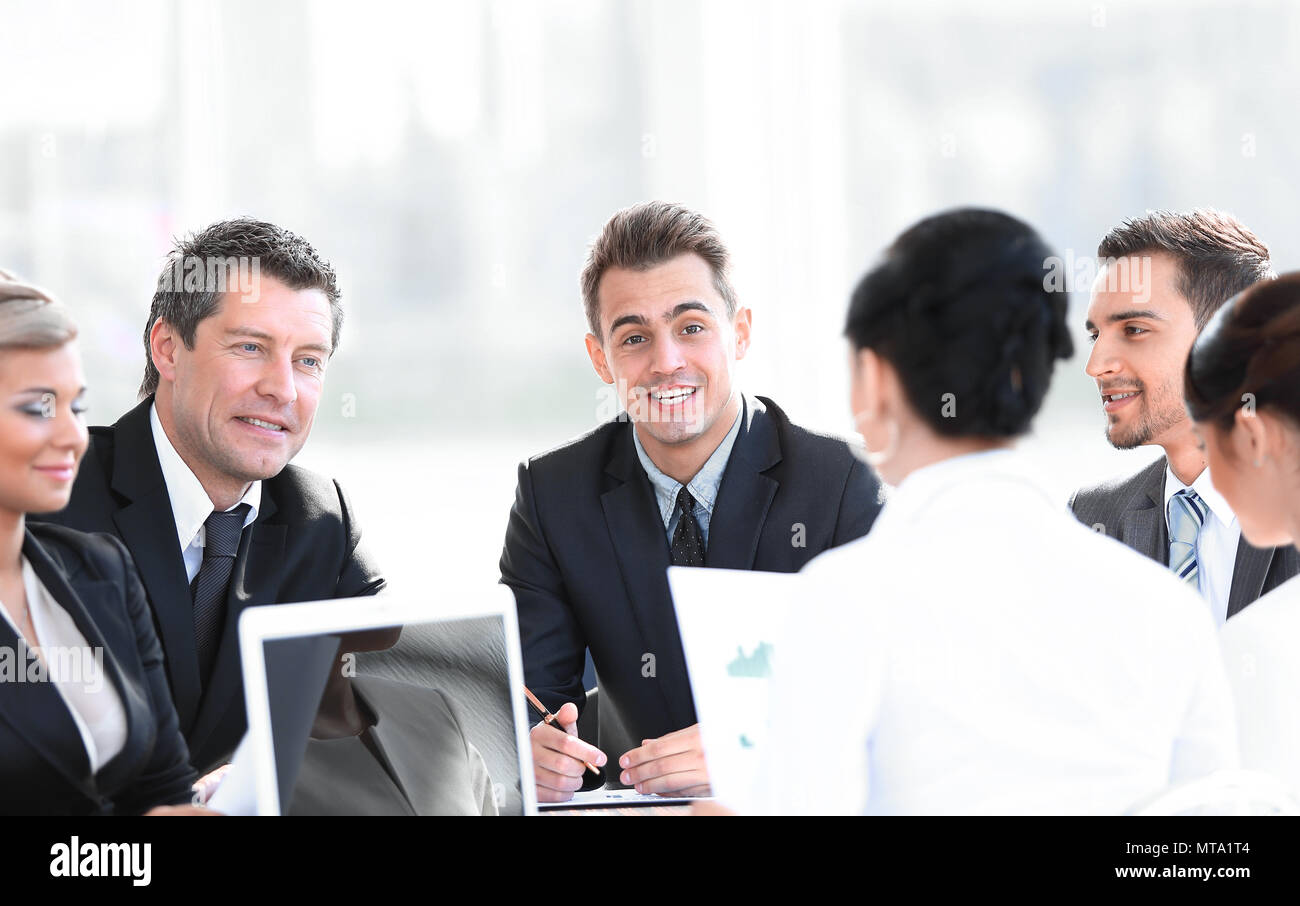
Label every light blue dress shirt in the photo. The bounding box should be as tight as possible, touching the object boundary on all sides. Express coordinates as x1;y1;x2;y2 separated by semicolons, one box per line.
631;401;744;548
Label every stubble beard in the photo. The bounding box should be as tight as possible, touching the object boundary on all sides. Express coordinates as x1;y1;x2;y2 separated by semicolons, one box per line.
1104;380;1186;450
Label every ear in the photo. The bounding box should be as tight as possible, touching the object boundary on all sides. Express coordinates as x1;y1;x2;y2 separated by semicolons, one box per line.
1235;406;1269;466
854;347;883;419
584;333;614;384
149;318;180;385
732;306;752;361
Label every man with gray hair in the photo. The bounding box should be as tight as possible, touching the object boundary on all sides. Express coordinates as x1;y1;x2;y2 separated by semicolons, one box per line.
35;218;386;774
500;200;882;803
1071;208;1300;623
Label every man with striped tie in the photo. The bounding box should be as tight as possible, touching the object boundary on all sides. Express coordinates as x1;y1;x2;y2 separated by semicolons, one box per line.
1070;209;1300;624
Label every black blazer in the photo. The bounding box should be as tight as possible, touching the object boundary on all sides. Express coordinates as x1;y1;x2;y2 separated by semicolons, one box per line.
1;524;196;815
33;397;387;773
500;394;882;758
1070;456;1300;618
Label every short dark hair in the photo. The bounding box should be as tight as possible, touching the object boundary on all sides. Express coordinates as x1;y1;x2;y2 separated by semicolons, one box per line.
1185;272;1300;432
140;218;342;398
580;201;738;340
845;208;1073;439
1097;209;1273;329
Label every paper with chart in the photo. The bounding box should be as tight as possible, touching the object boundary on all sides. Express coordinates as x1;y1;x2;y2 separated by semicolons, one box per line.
668;566;800;812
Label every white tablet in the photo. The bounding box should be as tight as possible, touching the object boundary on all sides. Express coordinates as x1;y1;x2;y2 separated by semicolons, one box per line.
237;588;538;816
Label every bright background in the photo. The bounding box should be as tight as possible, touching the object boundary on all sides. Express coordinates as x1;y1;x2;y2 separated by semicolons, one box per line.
3;0;1297;590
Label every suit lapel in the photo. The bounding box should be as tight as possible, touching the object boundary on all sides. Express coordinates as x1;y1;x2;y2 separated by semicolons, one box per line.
600;421;685;725
187;493;287;759
1227;538;1273;619
6;532;147;801
0;607;96;800
706;396;781;570
1119;458;1168;566
107;399;202;728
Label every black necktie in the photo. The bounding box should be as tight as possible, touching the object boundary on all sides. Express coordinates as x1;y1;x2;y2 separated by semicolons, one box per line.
192;504;250;684
670;488;706;567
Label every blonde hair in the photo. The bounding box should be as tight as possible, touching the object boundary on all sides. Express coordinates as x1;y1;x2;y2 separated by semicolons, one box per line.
0;268;78;349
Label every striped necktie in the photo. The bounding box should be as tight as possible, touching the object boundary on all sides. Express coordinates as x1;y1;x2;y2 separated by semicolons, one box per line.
1167;488;1207;589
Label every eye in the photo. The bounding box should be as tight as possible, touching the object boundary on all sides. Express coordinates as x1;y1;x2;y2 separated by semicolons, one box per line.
240;343;260;353
682;324;704;335
1124;325;1148;337
1086;332;1098;344
622;334;646;346
299;357;321;369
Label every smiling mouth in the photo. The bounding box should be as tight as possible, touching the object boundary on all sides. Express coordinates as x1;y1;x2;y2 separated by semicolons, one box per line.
1102;390;1141;413
237;416;286;432
651;386;697;404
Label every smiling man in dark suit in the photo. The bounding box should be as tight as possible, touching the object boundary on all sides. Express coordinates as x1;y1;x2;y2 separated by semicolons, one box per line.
501;201;882;803
35;219;385;774
1071;209;1299;622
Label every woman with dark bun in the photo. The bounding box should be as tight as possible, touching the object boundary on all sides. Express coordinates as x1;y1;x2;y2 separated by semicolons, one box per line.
0;270;202;815
1186;272;1300;794
745;209;1237;815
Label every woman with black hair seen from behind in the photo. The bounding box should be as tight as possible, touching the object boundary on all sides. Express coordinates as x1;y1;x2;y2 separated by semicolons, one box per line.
745;209;1238;815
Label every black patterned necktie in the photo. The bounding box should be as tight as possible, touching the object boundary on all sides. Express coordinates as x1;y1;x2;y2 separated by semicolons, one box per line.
670;488;706;567
192;504;250;684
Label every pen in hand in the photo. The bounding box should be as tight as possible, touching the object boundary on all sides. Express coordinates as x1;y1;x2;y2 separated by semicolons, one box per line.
523;685;604;780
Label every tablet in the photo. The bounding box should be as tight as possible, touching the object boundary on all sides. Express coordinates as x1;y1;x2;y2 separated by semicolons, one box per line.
238;588;538;816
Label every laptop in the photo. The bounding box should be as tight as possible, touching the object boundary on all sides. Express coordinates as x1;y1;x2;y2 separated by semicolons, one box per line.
235;588;538;816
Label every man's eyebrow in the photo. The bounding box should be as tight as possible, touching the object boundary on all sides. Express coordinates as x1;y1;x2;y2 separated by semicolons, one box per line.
225;326;276;341
666;300;713;321
609;313;649;334
1085;310;1167;331
1107;309;1165;323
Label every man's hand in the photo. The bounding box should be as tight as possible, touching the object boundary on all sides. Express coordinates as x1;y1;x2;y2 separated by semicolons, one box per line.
530;702;607;803
145;805;223;815
191;763;231;805
619;723;711;797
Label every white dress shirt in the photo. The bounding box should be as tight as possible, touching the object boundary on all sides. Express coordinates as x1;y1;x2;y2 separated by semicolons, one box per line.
1163;464;1241;627
751;449;1237;815
0;559;128;773
1219;575;1300;796
150;404;260;583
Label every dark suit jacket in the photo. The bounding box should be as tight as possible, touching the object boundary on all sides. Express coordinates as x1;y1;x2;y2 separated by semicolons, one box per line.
1;524;196;815
1069;456;1300;618
33;397;386;773
500;394;883;759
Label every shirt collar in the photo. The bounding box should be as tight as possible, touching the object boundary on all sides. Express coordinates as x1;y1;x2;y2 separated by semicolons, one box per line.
1163;462;1235;530
875;447;1052;529
150;403;261;551
632;400;744;526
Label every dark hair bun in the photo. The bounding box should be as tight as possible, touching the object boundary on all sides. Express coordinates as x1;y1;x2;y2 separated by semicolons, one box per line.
1186;272;1300;429
845;208;1072;438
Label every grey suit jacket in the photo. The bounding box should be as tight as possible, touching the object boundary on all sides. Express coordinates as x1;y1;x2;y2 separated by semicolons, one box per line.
1069;456;1300;619
287;676;497;816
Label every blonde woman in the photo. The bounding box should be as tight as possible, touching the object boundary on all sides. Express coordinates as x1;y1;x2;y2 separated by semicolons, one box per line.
0;270;201;815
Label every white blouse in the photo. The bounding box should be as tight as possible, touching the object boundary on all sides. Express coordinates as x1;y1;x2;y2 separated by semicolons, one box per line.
751;449;1238;815
0;558;129;773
